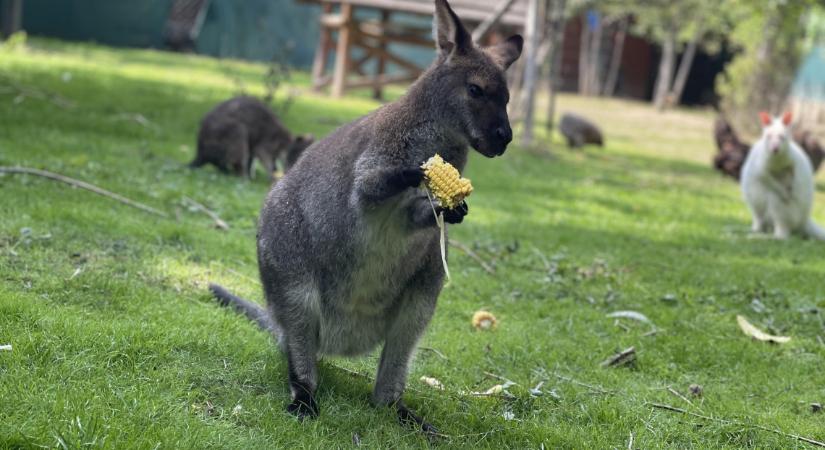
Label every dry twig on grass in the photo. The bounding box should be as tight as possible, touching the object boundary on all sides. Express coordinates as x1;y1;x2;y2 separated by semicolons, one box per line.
182;196;229;230
448;239;496;275
649;403;825;448
601;346;636;368
0;166;167;218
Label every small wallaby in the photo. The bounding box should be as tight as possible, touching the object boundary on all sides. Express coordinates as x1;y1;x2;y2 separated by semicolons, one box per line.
208;0;522;434
189;96;314;179
559;112;603;148
741;111;825;240
712;116;751;180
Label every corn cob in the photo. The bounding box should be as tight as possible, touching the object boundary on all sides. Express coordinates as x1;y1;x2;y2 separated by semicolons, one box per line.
421;154;473;209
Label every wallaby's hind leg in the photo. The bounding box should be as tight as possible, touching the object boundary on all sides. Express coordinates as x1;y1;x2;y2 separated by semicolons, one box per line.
372;253;441;434
266;282;321;419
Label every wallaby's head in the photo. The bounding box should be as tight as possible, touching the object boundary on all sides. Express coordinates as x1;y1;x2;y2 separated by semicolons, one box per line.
424;0;523;158
759;111;793;155
285;134;314;169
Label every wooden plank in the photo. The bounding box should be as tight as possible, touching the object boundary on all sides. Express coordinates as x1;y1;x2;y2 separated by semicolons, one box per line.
353;39;423;73
373;10;391;99
331;3;354;97
303;0;527;26
471;0;517;42
345;73;419;88
311;3;335;91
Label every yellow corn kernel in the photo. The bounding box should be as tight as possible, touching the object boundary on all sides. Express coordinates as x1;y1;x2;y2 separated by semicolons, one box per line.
421;154;473;210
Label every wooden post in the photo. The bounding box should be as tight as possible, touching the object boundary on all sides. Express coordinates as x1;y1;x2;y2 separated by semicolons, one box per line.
331;3;354;98
373;10;390;99
545;0;566;133
311;2;334;91
1;0;23;38
520;0;543;146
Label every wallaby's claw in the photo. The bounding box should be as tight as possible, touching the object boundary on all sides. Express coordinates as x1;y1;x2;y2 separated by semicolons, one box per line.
441;200;468;224
396;403;439;436
399;167;426;188
287;395;319;420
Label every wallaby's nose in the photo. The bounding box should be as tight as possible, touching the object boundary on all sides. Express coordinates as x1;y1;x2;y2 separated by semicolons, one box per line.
496;126;512;145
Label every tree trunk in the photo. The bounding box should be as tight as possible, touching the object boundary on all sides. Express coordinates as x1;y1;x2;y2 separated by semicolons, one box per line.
519;0;543;145
602;16;627;97
586;14;602;95
545;0;567;133
577;16;590;95
668;28;701;107
653;24;677;111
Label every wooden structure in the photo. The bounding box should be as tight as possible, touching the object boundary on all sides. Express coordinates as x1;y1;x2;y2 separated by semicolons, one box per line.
304;0;528;98
0;0;23;38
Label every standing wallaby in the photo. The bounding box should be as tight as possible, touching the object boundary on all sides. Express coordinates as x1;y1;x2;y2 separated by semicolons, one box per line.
190;96;314;179
208;0;522;434
559;112;604;148
741;111;825;240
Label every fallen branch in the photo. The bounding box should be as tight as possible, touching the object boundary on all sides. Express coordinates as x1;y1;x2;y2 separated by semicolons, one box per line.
601;346;636;368
0;166;167;218
552;372;612;395
0;75;75;109
448;239;495;275
419;346;449;360
649;403;825;448
666;386;700;411
182;196;229;230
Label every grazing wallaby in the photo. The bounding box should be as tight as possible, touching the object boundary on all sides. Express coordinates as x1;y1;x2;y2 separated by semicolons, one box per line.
190;96;314;179
741;111;825;240
712;116;751;180
559;112;604;148
208;0;522;433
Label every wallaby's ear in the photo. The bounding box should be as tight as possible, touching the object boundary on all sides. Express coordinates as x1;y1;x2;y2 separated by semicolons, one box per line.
485;35;524;71
759;111;772;127
781;111;792;126
433;0;472;59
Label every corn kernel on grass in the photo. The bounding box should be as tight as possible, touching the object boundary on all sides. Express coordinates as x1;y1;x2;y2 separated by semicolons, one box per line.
420;154;473;281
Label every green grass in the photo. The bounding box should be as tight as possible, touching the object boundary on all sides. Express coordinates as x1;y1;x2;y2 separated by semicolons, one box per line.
2;38;825;449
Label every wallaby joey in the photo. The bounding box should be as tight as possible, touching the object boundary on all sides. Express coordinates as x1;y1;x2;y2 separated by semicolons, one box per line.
190;96;314;179
559;112;604;148
208;0;522;434
741;111;825;240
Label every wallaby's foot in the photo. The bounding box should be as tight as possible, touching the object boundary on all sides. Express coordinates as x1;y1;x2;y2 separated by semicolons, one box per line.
440;200;468;224
396;402;439;436
286;392;319;420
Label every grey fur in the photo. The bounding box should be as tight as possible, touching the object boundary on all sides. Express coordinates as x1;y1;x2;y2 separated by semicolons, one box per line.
190;96;314;179
209;0;522;434
559;112;604;148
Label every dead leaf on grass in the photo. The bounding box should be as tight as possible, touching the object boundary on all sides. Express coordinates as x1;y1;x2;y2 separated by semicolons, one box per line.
736;315;791;344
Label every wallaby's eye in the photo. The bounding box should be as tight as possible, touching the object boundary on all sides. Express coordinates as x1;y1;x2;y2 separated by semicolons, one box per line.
467;84;483;99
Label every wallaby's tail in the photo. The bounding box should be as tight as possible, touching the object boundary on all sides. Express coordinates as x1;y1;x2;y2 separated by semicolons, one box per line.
805;220;825;241
209;283;280;337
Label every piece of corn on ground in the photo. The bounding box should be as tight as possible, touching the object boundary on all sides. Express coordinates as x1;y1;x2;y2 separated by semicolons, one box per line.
421;154;473;210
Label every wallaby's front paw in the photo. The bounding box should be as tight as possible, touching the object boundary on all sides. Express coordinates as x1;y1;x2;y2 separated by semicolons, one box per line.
396;167;425;188
441;201;468;224
396;403;440;436
286;395;319;420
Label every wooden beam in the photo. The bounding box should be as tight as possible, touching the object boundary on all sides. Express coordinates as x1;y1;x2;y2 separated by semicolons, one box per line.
345;73;419;89
373;10;391;99
331;3;354;97
353;39;422;74
311;3;335;91
471;0;517;42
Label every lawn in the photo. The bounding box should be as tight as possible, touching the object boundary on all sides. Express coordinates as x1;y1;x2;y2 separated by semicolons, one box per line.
1;38;824;449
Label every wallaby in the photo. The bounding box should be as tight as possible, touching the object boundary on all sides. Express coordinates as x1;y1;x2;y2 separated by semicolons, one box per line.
559;112;604;148
208;0;522;434
741;111;825;240
190;96;314;179
712;116;751;180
